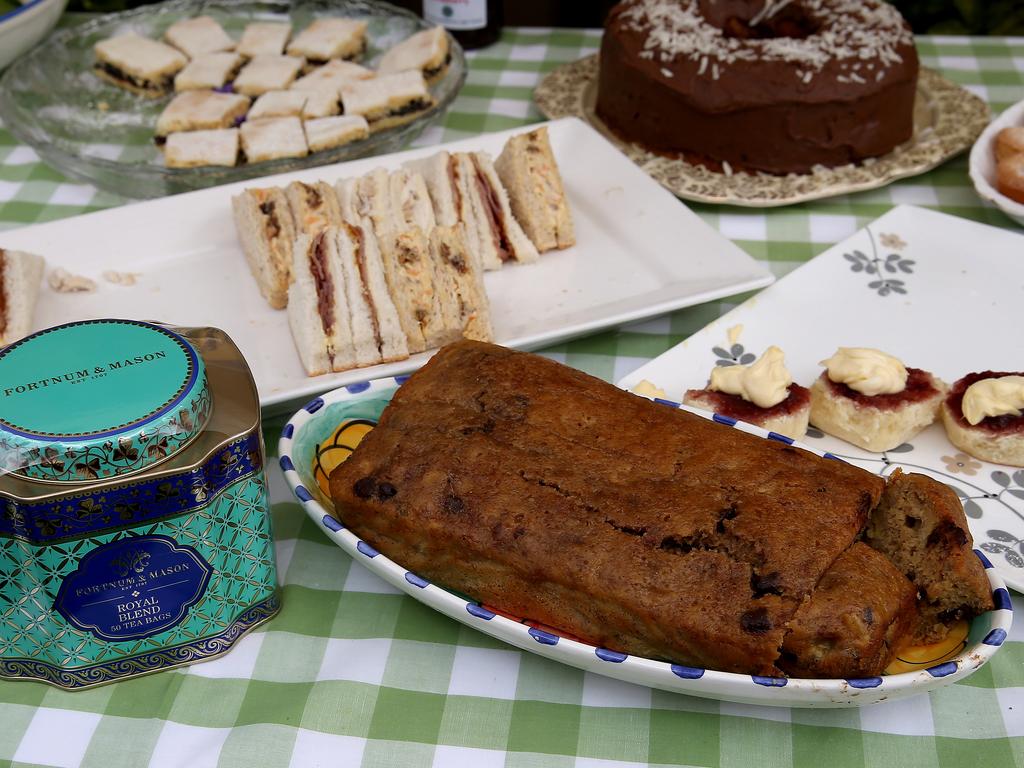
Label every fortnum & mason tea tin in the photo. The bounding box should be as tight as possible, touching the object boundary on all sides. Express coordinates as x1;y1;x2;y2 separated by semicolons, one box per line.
0;319;279;688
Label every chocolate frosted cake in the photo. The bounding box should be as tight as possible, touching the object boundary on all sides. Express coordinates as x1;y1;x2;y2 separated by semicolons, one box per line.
596;0;919;174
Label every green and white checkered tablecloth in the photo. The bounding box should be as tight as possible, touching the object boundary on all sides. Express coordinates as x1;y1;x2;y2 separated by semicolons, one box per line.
2;26;1024;768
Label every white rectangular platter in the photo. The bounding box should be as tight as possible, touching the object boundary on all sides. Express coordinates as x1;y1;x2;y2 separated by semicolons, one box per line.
0;117;773;410
618;205;1024;593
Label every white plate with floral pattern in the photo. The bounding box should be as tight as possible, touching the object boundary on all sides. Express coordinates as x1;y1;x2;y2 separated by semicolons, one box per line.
618;204;1024;593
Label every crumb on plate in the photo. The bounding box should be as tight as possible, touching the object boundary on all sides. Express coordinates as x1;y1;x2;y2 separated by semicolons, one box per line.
102;270;140;286
48;268;97;293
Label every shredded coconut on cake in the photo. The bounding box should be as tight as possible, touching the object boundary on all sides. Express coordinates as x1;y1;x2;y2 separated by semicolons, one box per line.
619;0;913;82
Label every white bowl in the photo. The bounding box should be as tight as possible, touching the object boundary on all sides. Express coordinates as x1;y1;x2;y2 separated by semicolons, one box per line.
969;98;1024;227
0;0;69;71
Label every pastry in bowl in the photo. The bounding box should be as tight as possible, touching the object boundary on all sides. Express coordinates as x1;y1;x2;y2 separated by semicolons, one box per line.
996;154;1024;205
809;348;945;452
683;346;810;439
941;371;1024;467
995;126;1024;162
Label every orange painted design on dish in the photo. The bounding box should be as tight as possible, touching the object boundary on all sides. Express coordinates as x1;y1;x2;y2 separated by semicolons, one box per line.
884;620;969;675
313;419;376;497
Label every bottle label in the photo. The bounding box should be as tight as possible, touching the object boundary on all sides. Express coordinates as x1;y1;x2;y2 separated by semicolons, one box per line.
424;0;487;31
54;534;212;642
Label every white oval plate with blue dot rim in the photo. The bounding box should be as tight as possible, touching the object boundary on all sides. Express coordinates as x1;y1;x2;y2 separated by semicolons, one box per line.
279;375;1012;709
618;204;1024;594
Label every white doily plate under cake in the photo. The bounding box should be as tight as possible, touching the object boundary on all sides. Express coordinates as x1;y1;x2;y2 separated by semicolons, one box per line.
535;56;990;208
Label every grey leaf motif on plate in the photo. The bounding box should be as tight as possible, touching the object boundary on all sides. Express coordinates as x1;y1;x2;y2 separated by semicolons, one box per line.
985;544;1024;568
712;344;756;367
850;230;914;296
843;251;870;273
963;499;983;519
882;254;916;274
981;531;1024;568
988;529;1018;543
868;279;907;297
947;484;968;498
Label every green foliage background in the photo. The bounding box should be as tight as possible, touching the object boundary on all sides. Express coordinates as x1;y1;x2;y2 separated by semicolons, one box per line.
895;0;1024;34
57;0;1024;35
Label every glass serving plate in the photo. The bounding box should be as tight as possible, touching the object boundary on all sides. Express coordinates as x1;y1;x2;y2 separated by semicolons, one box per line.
0;0;467;199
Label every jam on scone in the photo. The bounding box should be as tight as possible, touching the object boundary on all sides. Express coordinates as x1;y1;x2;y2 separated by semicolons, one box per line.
809;347;945;452
942;372;1024;467
683;346;810;439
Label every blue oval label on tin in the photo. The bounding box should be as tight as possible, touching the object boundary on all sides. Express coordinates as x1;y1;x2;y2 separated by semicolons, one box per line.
54;535;212;642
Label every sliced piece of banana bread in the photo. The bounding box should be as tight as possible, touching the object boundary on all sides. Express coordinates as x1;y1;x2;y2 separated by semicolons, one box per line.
779;542;917;678
865;469;994;642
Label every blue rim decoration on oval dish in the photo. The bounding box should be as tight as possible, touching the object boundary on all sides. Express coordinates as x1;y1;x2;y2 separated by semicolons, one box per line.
277;375;1014;708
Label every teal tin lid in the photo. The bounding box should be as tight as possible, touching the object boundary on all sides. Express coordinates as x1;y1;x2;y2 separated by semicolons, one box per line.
0;319;212;482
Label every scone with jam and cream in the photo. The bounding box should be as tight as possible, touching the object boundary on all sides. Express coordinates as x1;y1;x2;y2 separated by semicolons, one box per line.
683;346;810;440
810;348;946;452
942;372;1024;467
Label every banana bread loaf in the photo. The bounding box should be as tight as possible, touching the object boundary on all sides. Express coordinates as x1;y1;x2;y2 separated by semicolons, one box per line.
329;342;991;677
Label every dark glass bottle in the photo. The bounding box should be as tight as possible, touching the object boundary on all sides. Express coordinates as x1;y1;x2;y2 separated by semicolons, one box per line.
423;0;503;49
